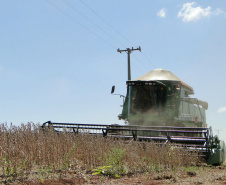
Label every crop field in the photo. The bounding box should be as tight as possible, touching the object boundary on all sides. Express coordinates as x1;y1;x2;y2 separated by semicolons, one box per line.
0;123;225;184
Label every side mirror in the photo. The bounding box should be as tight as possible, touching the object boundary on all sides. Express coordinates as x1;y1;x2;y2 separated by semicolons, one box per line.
111;86;115;94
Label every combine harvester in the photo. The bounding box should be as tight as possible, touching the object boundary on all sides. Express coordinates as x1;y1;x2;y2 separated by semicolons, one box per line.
42;68;225;165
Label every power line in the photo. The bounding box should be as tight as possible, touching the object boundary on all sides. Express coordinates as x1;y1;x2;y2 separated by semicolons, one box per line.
79;0;136;47
141;51;157;68
133;54;150;69
79;0;157;69
45;0;117;50
47;0;157;71
62;0;126;48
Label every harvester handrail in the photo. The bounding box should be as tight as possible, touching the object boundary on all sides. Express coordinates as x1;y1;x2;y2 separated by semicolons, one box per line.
104;127;207;134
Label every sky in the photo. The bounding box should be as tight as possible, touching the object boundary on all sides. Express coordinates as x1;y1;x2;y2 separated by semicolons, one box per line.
0;0;226;141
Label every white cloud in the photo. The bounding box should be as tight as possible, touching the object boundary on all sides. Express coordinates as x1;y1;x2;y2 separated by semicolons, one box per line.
178;2;212;22
218;107;226;113
157;8;166;18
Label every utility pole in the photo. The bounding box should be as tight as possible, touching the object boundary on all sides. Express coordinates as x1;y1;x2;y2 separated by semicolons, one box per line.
117;46;141;81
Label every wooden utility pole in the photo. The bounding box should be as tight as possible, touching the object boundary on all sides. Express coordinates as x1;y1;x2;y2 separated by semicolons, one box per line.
117;46;141;81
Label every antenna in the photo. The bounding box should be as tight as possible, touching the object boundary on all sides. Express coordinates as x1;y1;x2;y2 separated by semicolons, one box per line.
215;129;221;137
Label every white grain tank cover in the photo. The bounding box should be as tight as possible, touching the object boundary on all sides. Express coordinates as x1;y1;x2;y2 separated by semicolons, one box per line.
134;68;194;95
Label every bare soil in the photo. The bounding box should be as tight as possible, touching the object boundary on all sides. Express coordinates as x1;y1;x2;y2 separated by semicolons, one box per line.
1;163;225;185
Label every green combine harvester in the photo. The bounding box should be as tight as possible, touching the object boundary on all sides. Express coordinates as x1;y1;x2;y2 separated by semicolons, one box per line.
42;68;225;165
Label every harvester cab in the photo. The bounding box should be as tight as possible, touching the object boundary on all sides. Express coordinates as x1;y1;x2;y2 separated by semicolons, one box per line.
118;69;208;128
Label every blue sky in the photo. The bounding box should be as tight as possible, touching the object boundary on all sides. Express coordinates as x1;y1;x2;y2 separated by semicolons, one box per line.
1;1;226;141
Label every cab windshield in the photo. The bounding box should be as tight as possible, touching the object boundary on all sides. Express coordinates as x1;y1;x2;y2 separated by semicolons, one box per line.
130;85;166;114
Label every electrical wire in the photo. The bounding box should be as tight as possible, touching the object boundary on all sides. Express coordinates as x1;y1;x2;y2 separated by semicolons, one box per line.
45;0;117;50
78;0;157;69
46;0;157;71
79;0;136;47
62;0;126;48
141;51;157;68
133;54;150;69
